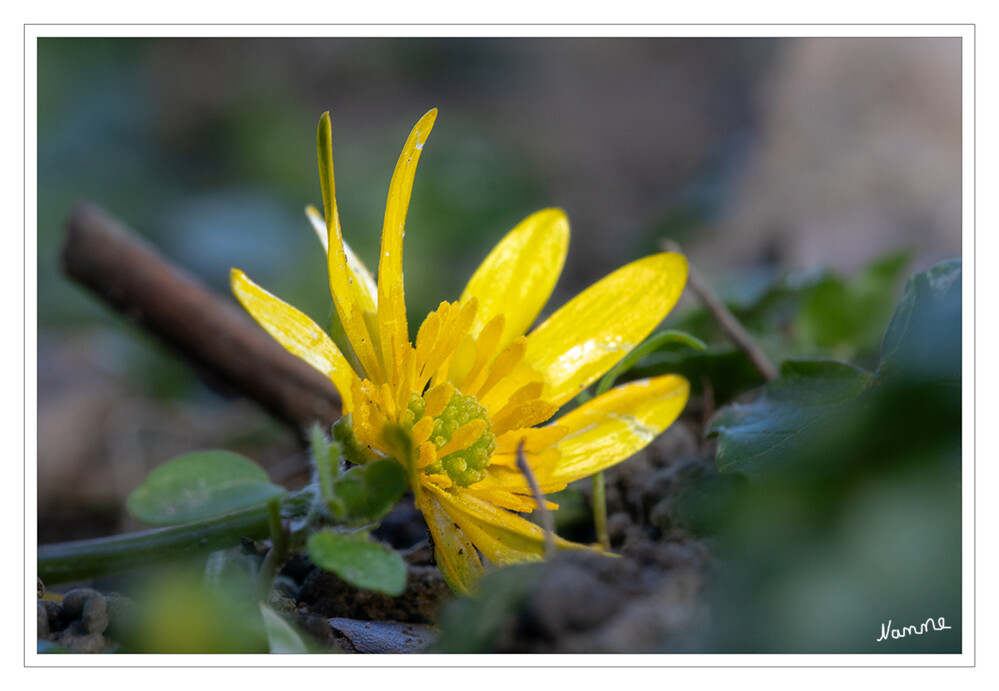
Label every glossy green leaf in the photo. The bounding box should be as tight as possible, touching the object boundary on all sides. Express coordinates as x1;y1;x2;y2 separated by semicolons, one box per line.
708;259;961;483
127;451;285;526
710;359;873;480
306;531;407;596
879;258;961;390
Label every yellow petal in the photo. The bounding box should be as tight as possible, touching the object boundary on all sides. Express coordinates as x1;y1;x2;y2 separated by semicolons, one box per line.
460;208;570;349
494;425;569;455
306;205;377;314
426;485;588;567
230;268;356;410
377;109;438;379
422;494;484;595
522;252;687;408
546;374;689;485
436;419;490;458
316;112;384;382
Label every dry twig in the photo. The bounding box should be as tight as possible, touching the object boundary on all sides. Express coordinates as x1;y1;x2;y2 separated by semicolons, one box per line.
516;440;555;558
662;240;779;382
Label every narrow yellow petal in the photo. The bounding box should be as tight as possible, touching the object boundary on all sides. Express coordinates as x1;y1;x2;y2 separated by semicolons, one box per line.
411;416;436;447
490;399;559;437
436;419;489;458
230;268;355;410
422;494;484;595
424;381;455;420
521;252;688;408
306;205;377;314
476;336;527;399
462;486;558;513
427;485;588;566
481;449;563;488
452;314;505;392
377;109;439;378
548;374;690;485
416;440;438;469
460;208;570;348
316;112;384;382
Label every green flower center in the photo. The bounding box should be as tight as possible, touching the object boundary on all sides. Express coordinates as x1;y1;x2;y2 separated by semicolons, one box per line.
406;390;495;487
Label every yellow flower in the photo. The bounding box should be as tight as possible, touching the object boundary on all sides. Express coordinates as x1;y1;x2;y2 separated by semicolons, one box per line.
231;110;690;594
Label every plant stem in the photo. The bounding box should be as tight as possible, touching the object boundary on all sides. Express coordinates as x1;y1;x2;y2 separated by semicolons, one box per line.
586;332;704;551
37;505;271;585
592;472;610;551
257;499;290;600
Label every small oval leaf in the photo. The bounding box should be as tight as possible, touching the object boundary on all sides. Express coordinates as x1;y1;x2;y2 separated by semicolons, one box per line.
127;450;285;526
306;531;407;596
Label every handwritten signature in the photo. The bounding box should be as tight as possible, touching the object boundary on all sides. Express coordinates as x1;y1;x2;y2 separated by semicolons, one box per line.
877;617;952;642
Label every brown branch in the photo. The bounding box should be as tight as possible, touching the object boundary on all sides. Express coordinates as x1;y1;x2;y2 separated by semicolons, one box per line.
60;201;342;434
662;240;779;382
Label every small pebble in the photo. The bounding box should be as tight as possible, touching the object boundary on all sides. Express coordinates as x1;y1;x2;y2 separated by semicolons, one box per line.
62;588;100;620
82;592;109;634
104;593;134;639
37;602;50;638
38;600;64;633
58;628;107;654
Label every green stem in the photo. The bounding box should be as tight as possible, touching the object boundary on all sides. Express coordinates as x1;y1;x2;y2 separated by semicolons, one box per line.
37;505;271;585
257;499;290;600
587;330;705;551
592;472;610;551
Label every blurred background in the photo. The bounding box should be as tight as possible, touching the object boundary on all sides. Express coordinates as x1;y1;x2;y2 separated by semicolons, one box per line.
36;36;963;651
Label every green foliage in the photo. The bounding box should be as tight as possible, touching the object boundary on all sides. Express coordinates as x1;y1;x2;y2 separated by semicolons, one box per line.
710;259;961;483
126;451;285;526
700;260;962;652
879;258;961;390
797;250;912;358
656;250;913;404
710;359;874;479
306;531;407;596
119;565;269;653
309;423;409;524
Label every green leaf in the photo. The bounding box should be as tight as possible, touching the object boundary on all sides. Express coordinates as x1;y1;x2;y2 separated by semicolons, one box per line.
708;259;961;483
306;531;407;596
797;250;911;358
127;451;285;526
327;457;408;524
879;258;961;389
259;604;310;654
709;359;873;480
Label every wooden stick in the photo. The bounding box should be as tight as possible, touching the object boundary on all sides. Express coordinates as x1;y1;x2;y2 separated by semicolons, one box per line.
662;240;779;382
60;202;342;434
